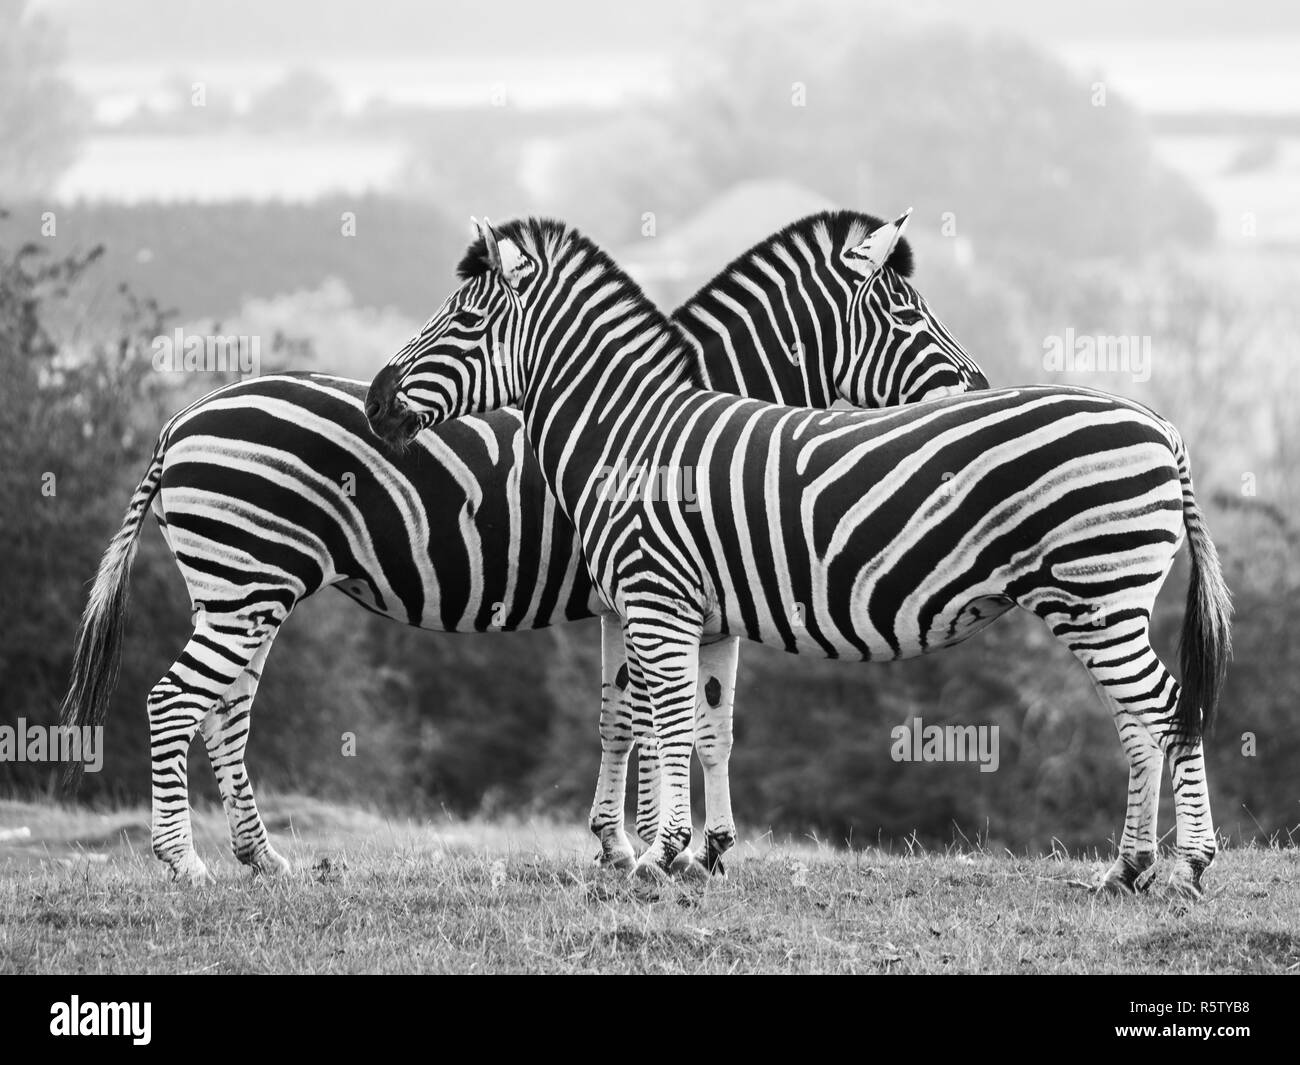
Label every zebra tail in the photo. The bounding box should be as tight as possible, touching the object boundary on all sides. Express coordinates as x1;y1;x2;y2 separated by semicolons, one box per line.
58;433;168;793
1174;439;1232;742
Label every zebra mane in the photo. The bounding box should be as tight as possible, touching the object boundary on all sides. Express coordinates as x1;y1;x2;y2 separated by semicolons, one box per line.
457;216;696;373
678;210;914;312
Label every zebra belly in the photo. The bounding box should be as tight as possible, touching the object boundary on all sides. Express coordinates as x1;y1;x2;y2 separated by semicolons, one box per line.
898;594;1015;656
709;580;1014;660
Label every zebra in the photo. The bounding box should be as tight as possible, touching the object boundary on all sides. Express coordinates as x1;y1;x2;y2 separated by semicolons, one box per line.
59;210;987;884
364;216;1231;898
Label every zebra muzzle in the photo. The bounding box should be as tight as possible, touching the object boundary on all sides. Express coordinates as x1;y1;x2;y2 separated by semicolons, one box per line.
365;369;423;445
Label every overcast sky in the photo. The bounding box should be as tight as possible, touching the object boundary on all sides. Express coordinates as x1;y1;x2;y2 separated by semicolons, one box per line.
33;0;1300;62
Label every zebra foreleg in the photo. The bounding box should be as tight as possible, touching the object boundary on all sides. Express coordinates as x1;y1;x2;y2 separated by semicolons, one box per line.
635;639;739;877
199;635;290;877
623;609;702;882
632;702;661;851
589;614;638;871
692;636;739;876
147;616;276;884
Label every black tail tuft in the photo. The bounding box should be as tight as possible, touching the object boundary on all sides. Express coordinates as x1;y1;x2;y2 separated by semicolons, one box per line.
58;440;164;793
1174;452;1232;743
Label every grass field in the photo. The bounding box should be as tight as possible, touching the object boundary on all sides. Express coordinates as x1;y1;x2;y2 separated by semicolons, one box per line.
1;795;1296;974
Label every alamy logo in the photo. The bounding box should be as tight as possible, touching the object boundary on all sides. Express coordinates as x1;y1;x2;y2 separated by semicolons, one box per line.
50;997;151;1045
1042;328;1151;383
593;460;700;512
151;327;261;377
0;718;102;772
890;716;1000;773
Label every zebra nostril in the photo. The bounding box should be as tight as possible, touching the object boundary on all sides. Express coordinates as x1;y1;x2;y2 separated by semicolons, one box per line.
365;366;399;424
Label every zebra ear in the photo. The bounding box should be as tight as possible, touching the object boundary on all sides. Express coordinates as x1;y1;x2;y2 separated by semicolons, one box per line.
479;216;504;273
845;208;912;279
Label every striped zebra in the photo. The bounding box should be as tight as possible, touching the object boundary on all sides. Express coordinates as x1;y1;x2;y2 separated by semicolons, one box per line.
365;217;1231;898
60;210;986;883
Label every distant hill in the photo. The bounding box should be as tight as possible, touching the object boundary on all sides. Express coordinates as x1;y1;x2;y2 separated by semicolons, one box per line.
0;195;465;320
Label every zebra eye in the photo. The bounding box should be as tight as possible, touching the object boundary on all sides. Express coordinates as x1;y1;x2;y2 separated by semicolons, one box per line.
894;309;925;327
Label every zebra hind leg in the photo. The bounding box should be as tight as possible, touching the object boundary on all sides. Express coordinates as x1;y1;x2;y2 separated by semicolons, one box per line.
1054;611;1216;898
148;614;277;884
1097;711;1161;894
1160;733;1216;898
199;634;291;877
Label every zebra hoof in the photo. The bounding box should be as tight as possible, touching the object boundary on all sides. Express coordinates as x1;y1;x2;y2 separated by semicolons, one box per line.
252;848;292;877
1097;855;1154;896
593;850;636;873
683;849;727;878
170;852;213;887
668;851;710;882
631;854;670;884
1167;862;1205;901
1097;874;1135;897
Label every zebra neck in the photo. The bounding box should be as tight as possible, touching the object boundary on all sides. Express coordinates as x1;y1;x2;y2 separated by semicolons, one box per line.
672;269;844;408
519;321;695;523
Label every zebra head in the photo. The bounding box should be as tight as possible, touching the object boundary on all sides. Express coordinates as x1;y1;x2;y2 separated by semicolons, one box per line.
366;217;535;448
839;209;988;406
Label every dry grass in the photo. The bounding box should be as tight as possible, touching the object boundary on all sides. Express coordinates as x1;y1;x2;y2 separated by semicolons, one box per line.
1;795;1296;974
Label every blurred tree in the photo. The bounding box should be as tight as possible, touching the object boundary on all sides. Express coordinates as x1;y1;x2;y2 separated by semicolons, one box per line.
555;2;1211;270
539;114;714;246
359;620;560;815
247;68;344;131
396;109;532;220
0;229;165;794
0;1;84;199
0;228;408;808
111;74;239;134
